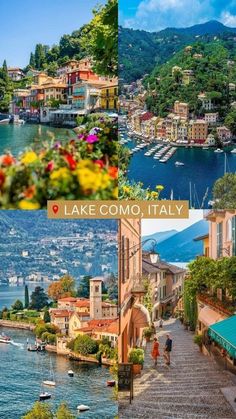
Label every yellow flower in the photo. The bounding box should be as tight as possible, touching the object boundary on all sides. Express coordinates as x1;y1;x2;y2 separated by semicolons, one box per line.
50;167;71;181
100;173;111;190
151;191;158;199
18;200;40;210
113;187;118;199
21;151;38;165
156;185;164;191
77;168;102;191
122;186;131;194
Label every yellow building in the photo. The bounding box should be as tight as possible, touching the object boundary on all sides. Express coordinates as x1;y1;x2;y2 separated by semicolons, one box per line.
99;80;118;110
189;120;208;142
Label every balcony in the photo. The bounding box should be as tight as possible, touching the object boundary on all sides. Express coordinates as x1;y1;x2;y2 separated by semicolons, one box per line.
198;293;235;316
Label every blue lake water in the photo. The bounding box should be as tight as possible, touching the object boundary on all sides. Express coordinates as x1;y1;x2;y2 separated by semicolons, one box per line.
0;327;117;419
0;124;76;155
124;134;236;204
0;284;50;310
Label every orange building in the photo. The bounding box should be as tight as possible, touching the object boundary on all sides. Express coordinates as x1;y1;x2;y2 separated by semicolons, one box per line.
206;210;236;259
118;219;150;363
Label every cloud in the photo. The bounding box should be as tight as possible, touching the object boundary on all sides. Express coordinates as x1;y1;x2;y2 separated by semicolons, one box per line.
221;11;236;27
119;0;236;31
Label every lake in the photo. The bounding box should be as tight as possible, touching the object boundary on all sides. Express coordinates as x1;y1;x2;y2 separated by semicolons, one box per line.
124;133;236;205
0;327;117;418
0;283;50;310
0;124;76;155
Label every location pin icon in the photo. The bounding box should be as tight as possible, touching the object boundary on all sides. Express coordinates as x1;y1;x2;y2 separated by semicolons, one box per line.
52;204;59;214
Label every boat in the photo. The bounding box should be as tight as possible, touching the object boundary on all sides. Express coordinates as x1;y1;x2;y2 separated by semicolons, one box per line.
231;148;236;154
39;392;51;401
77;405;90;412
68;370;74;377
175;161;184;166
27;345;38;352
107;380;116;387
0;118;9;125
43;358;56;387
0;334;12;344
214;148;223;153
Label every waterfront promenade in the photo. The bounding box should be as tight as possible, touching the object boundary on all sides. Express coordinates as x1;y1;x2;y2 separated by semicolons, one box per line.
119;319;236;418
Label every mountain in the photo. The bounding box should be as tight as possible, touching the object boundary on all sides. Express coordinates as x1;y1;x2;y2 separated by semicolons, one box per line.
144;220;209;263
142;230;177;250
119;20;236;83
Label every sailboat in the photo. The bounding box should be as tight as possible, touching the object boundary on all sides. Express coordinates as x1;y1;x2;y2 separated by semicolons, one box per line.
43;358;56;387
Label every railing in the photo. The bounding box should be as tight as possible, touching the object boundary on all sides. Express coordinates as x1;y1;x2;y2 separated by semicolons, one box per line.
198;293;235;315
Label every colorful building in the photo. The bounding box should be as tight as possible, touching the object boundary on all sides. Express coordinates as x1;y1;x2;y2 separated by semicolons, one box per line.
7;67;25;81
99;80;118;110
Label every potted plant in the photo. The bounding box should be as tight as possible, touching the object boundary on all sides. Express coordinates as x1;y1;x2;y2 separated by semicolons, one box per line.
143;327;153;342
128;348;144;374
194;334;203;351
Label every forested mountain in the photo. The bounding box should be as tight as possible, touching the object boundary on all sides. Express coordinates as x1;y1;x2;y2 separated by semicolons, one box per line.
119;20;236;83
144;37;236;131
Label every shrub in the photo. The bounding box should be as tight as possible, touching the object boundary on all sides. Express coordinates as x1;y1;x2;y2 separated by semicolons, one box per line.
128;348;144;365
194;334;203;347
74;335;98;356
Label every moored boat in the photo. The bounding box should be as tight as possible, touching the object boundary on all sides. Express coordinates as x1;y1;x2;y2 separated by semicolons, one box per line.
39;392;51;401
175;161;184;166
77;405;90;412
0;334;12;344
107;380;116;387
68;370;74;377
0;118;10;125
214;148;223;153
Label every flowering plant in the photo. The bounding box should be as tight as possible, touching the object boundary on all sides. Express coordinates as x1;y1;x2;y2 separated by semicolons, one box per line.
0;114;118;208
119;171;163;200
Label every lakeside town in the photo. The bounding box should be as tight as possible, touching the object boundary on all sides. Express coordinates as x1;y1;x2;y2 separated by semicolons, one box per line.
0;57;118;127
118;213;236;418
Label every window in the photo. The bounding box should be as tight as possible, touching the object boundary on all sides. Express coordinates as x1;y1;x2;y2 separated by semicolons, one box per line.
217;222;223;258
227;218;232;241
232;216;236;256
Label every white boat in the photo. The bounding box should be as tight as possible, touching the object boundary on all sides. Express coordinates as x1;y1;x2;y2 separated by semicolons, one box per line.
214;148;223;153
43;359;56;387
77;405;90;412
175;161;184;166
39;392;51;401
0;334;12;344
231;148;236;154
0;118;9;125
68;370;74;377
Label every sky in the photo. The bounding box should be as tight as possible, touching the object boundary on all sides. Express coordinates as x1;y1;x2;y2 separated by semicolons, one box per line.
142;210;204;235
0;0;106;68
119;0;236;32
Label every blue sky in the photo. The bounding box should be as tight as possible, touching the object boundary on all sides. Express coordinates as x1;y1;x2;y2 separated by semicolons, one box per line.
119;0;236;32
0;0;105;68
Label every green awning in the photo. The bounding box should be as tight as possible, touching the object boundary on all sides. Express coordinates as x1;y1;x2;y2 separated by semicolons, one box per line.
208;315;236;358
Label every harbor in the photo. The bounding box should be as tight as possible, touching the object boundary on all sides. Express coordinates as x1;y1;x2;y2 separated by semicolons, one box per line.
120;127;236;205
0;327;117;418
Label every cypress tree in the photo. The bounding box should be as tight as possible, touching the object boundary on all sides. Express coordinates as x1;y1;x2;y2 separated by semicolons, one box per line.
25;285;29;309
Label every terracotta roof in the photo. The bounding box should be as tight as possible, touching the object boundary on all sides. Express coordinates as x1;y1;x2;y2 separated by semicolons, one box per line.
87;318;116;327
58;297;77;302
75;299;90;307
93;320;118;335
50;309;71;318
142;257;186;274
140;112;154;122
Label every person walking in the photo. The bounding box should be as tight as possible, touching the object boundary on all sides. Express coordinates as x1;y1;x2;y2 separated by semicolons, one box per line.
159;318;163;328
151;337;160;367
163;334;172;365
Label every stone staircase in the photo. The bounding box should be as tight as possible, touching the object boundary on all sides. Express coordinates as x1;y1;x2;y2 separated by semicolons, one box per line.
119;319;236;418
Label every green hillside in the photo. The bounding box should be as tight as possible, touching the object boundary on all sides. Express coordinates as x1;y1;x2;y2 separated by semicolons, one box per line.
144;36;236;128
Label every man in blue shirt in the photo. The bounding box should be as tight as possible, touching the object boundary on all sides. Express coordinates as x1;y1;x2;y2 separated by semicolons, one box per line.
164;334;172;365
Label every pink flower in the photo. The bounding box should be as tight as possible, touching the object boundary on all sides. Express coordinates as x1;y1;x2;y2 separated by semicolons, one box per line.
86;134;99;144
46;160;54;172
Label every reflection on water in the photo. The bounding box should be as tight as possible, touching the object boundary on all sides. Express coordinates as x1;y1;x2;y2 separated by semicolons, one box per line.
0;328;117;418
0;124;76;155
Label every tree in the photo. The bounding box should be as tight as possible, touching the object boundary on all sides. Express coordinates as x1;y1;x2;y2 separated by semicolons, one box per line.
43;309;51;323
225;110;236;135
77;275;92;298
11;299;24;311
22;401;53;419
213;173;236;209
25;285;29;308
29;53;36;68
56;402;75;419
2;59;8;81
30;286;48;310
74;334;98;355
34;44;46;70
80;0;118;77
47;275;76;301
105;273;118;301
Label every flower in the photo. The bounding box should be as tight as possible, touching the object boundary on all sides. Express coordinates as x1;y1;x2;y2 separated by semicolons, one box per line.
0;154;15;167
0;169;5;188
94;160;105;168
108;166;118;179
23;185;36;199
50;167;71;181
45;160;54;172
64;154;77;170
21;151;38;165
113;187;118;199
18;200;40;210
86;134;99;144
156;185;164;191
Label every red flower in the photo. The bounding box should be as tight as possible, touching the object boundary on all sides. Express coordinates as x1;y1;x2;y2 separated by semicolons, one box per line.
65;154;77;170
46;160;54;172
23;185;36;199
108;166;118;179
94;160;105;169
0;169;5;188
1;154;15;167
